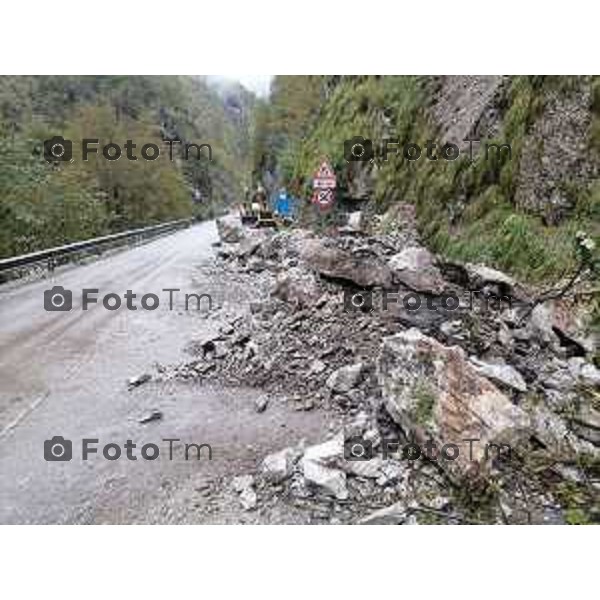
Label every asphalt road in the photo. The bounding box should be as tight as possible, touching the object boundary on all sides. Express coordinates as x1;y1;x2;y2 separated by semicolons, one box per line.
0;222;326;524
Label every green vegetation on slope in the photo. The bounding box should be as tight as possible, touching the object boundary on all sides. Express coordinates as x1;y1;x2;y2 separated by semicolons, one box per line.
254;76;600;288
0;76;253;258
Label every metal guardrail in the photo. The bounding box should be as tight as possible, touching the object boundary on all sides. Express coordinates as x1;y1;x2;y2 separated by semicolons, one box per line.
0;218;192;273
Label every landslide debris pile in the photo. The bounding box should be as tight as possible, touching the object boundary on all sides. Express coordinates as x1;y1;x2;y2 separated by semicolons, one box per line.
168;215;599;524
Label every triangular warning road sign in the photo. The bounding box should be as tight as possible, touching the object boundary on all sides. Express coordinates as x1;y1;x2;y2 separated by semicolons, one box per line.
313;159;337;189
315;160;335;180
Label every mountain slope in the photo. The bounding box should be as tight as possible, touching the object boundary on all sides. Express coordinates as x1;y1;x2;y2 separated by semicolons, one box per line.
0;76;253;257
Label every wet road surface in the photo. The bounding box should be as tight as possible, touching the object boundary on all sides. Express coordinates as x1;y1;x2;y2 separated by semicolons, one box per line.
0;222;326;523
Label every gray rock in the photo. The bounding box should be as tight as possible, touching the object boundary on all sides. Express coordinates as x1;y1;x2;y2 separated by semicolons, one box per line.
236;229;270;258
363;427;382;449
376;461;405;486
580;363;600;386
344;411;370;438
300;434;348;499
239;487;258;510
469;357;528;393
571;407;600;446
271;267;321;307
213;341;229;358
358;501;408;524
527;402;593;454
302;433;344;464
388;246;445;293
231;474;254;493
346;211;363;232
254;396;269;413
567;357;586;378
529;304;559;345
127;373;151;389
344;456;384;479
528;302;588;355
301;459;348;500
326;363;364;393
216;214;245;243
466;263;516;291
542;358;600;392
308;359;327;375
301;239;393;288
261;447;300;483
378;328;530;481
138;409;163;424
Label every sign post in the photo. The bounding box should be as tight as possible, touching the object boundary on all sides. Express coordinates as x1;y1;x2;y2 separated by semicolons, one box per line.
311;160;337;209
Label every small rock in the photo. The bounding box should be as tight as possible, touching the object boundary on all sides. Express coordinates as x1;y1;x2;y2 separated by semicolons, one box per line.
127;373;151;389
376;461;405;487
213;341;229;358
309;359;327;375
262;447;300;483
359;501;408;525
343;211;363;232
440;320;463;338
300;433;348;499
344;456;384;479
580;363;600;386
363;427;382;449
469;357;528;393
231;474;254;493
303;433;345;464
138;409;163;424
345;411;369;438
571;406;600;446
466;263;516;294
388;245;445;293
216;214;245;243
254;396;269;413
326;363;364;394
302;458;348;500
239;487;258;510
303;398;315;411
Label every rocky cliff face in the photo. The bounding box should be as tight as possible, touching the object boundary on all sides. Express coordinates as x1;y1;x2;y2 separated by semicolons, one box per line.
514;83;599;223
428;76;600;224
429;75;506;150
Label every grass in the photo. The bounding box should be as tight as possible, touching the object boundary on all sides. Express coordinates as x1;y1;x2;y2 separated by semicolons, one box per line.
287;75;599;288
411;379;436;426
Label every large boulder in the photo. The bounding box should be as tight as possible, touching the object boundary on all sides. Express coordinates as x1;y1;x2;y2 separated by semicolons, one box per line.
260;228;315;261
271;267;321;308
466;263;519;297
236;229;271;258
388;245;446;294
528;301;591;356
380;289;470;331
378;328;530;482
216;214;245;243
301;239;393;288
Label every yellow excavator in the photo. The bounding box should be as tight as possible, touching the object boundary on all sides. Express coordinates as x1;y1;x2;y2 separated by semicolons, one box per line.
240;185;276;227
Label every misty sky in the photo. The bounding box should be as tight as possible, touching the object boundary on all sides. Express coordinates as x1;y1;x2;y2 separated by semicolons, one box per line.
211;75;273;97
